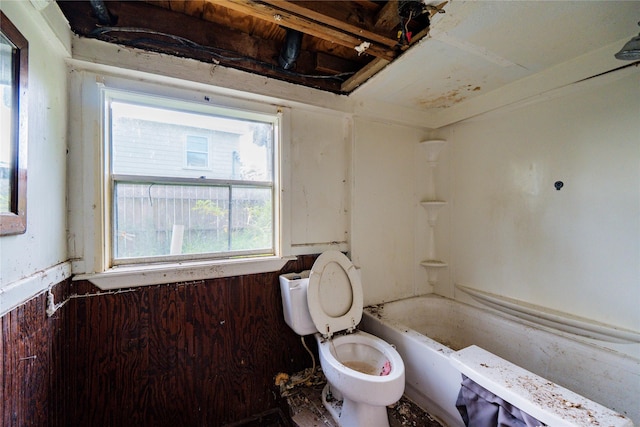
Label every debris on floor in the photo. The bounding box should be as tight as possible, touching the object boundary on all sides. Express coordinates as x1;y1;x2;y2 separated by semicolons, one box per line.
278;367;443;427
388;398;443;427
276;365;325;397
222;408;290;427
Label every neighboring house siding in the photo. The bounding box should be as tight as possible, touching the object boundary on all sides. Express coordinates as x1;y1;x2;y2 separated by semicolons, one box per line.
112;118;242;180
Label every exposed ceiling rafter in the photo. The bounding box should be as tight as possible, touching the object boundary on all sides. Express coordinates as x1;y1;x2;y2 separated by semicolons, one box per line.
57;0;444;93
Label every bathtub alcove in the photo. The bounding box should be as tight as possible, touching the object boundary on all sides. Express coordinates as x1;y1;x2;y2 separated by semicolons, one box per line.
360;294;638;427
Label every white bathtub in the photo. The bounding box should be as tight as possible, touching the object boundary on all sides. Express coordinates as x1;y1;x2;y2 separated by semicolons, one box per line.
360;295;638;427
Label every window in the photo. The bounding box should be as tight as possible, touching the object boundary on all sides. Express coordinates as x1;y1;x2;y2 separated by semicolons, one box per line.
0;12;28;236
105;91;278;266
185;135;209;168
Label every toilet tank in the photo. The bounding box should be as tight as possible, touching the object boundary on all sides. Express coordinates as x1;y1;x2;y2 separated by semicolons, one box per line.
279;271;317;336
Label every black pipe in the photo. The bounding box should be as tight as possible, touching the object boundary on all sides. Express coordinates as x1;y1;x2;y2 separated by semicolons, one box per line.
89;0;114;25
278;29;303;70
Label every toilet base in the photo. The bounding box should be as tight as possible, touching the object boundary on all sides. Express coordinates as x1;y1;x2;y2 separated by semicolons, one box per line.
321;384;390;427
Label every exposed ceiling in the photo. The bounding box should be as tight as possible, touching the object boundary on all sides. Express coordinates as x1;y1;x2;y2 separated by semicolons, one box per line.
57;0;444;93
57;1;639;127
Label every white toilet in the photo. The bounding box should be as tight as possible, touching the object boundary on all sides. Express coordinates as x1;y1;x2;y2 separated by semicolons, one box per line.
279;251;405;427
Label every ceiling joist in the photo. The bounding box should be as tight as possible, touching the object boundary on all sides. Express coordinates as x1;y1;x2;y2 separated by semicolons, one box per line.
259;0;400;48
216;0;399;61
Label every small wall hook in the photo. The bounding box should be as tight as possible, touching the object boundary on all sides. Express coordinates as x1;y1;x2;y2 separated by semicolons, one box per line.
554;181;564;191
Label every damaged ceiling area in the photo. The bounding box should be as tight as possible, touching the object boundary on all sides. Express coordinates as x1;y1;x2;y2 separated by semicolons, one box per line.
57;0;446;94
57;1;639;127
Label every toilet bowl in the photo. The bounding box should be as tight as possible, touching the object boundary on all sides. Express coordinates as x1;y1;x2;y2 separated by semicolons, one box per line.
317;330;405;427
279;251;406;427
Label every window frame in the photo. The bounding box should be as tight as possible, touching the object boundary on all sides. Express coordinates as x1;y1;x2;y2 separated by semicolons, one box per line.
0;11;28;236
102;88;281;270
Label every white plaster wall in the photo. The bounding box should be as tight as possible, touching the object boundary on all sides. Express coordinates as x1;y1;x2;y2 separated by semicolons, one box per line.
444;72;640;356
351;118;428;305
289;108;350;253
0;2;70;314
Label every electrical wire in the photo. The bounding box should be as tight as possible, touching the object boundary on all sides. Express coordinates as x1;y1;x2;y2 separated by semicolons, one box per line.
89;27;355;81
46;287;138;317
405;10;414;42
397;7;414;45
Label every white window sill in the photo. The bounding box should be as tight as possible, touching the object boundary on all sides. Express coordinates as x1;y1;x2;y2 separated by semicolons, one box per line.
73;256;297;290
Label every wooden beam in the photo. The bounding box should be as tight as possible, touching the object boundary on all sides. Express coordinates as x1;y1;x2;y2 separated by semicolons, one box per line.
260;0;399;48
340;58;389;92
374;0;400;33
215;0;397;61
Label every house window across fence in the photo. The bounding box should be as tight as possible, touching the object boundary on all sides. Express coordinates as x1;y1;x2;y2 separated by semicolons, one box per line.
105;92;278;266
185;135;209;168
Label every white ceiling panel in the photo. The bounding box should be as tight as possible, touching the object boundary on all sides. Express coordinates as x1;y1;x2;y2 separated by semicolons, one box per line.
353;1;640;127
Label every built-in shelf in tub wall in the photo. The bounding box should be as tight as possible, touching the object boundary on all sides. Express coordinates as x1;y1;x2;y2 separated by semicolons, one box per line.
450;345;633;427
421;201;447;225
420;139;447;166
419;140;448;287
420;260;448;268
420;260;448;287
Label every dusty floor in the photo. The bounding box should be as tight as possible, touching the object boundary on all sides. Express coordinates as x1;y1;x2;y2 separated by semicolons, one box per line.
278;367;443;427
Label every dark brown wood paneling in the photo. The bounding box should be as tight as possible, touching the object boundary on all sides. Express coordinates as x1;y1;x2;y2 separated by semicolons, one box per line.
66;255;318;426
1;255;317;426
0;278;70;427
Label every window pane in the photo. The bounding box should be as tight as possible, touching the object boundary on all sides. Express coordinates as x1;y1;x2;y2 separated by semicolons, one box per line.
186;135;209;168
186;136;208;153
114;182;230;259
230;187;273;251
114;182;273;260
111;101;273;181
108;93;277;264
0;34;16;213
186;151;208;168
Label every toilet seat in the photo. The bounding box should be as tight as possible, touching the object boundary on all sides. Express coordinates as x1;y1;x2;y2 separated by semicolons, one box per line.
307;251;363;339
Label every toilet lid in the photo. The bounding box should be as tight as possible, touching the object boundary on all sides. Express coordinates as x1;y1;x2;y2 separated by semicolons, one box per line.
307;251;363;339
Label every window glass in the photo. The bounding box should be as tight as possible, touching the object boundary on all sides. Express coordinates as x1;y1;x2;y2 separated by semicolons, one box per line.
185;135;209;168
0;33;16;213
108;96;276;264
